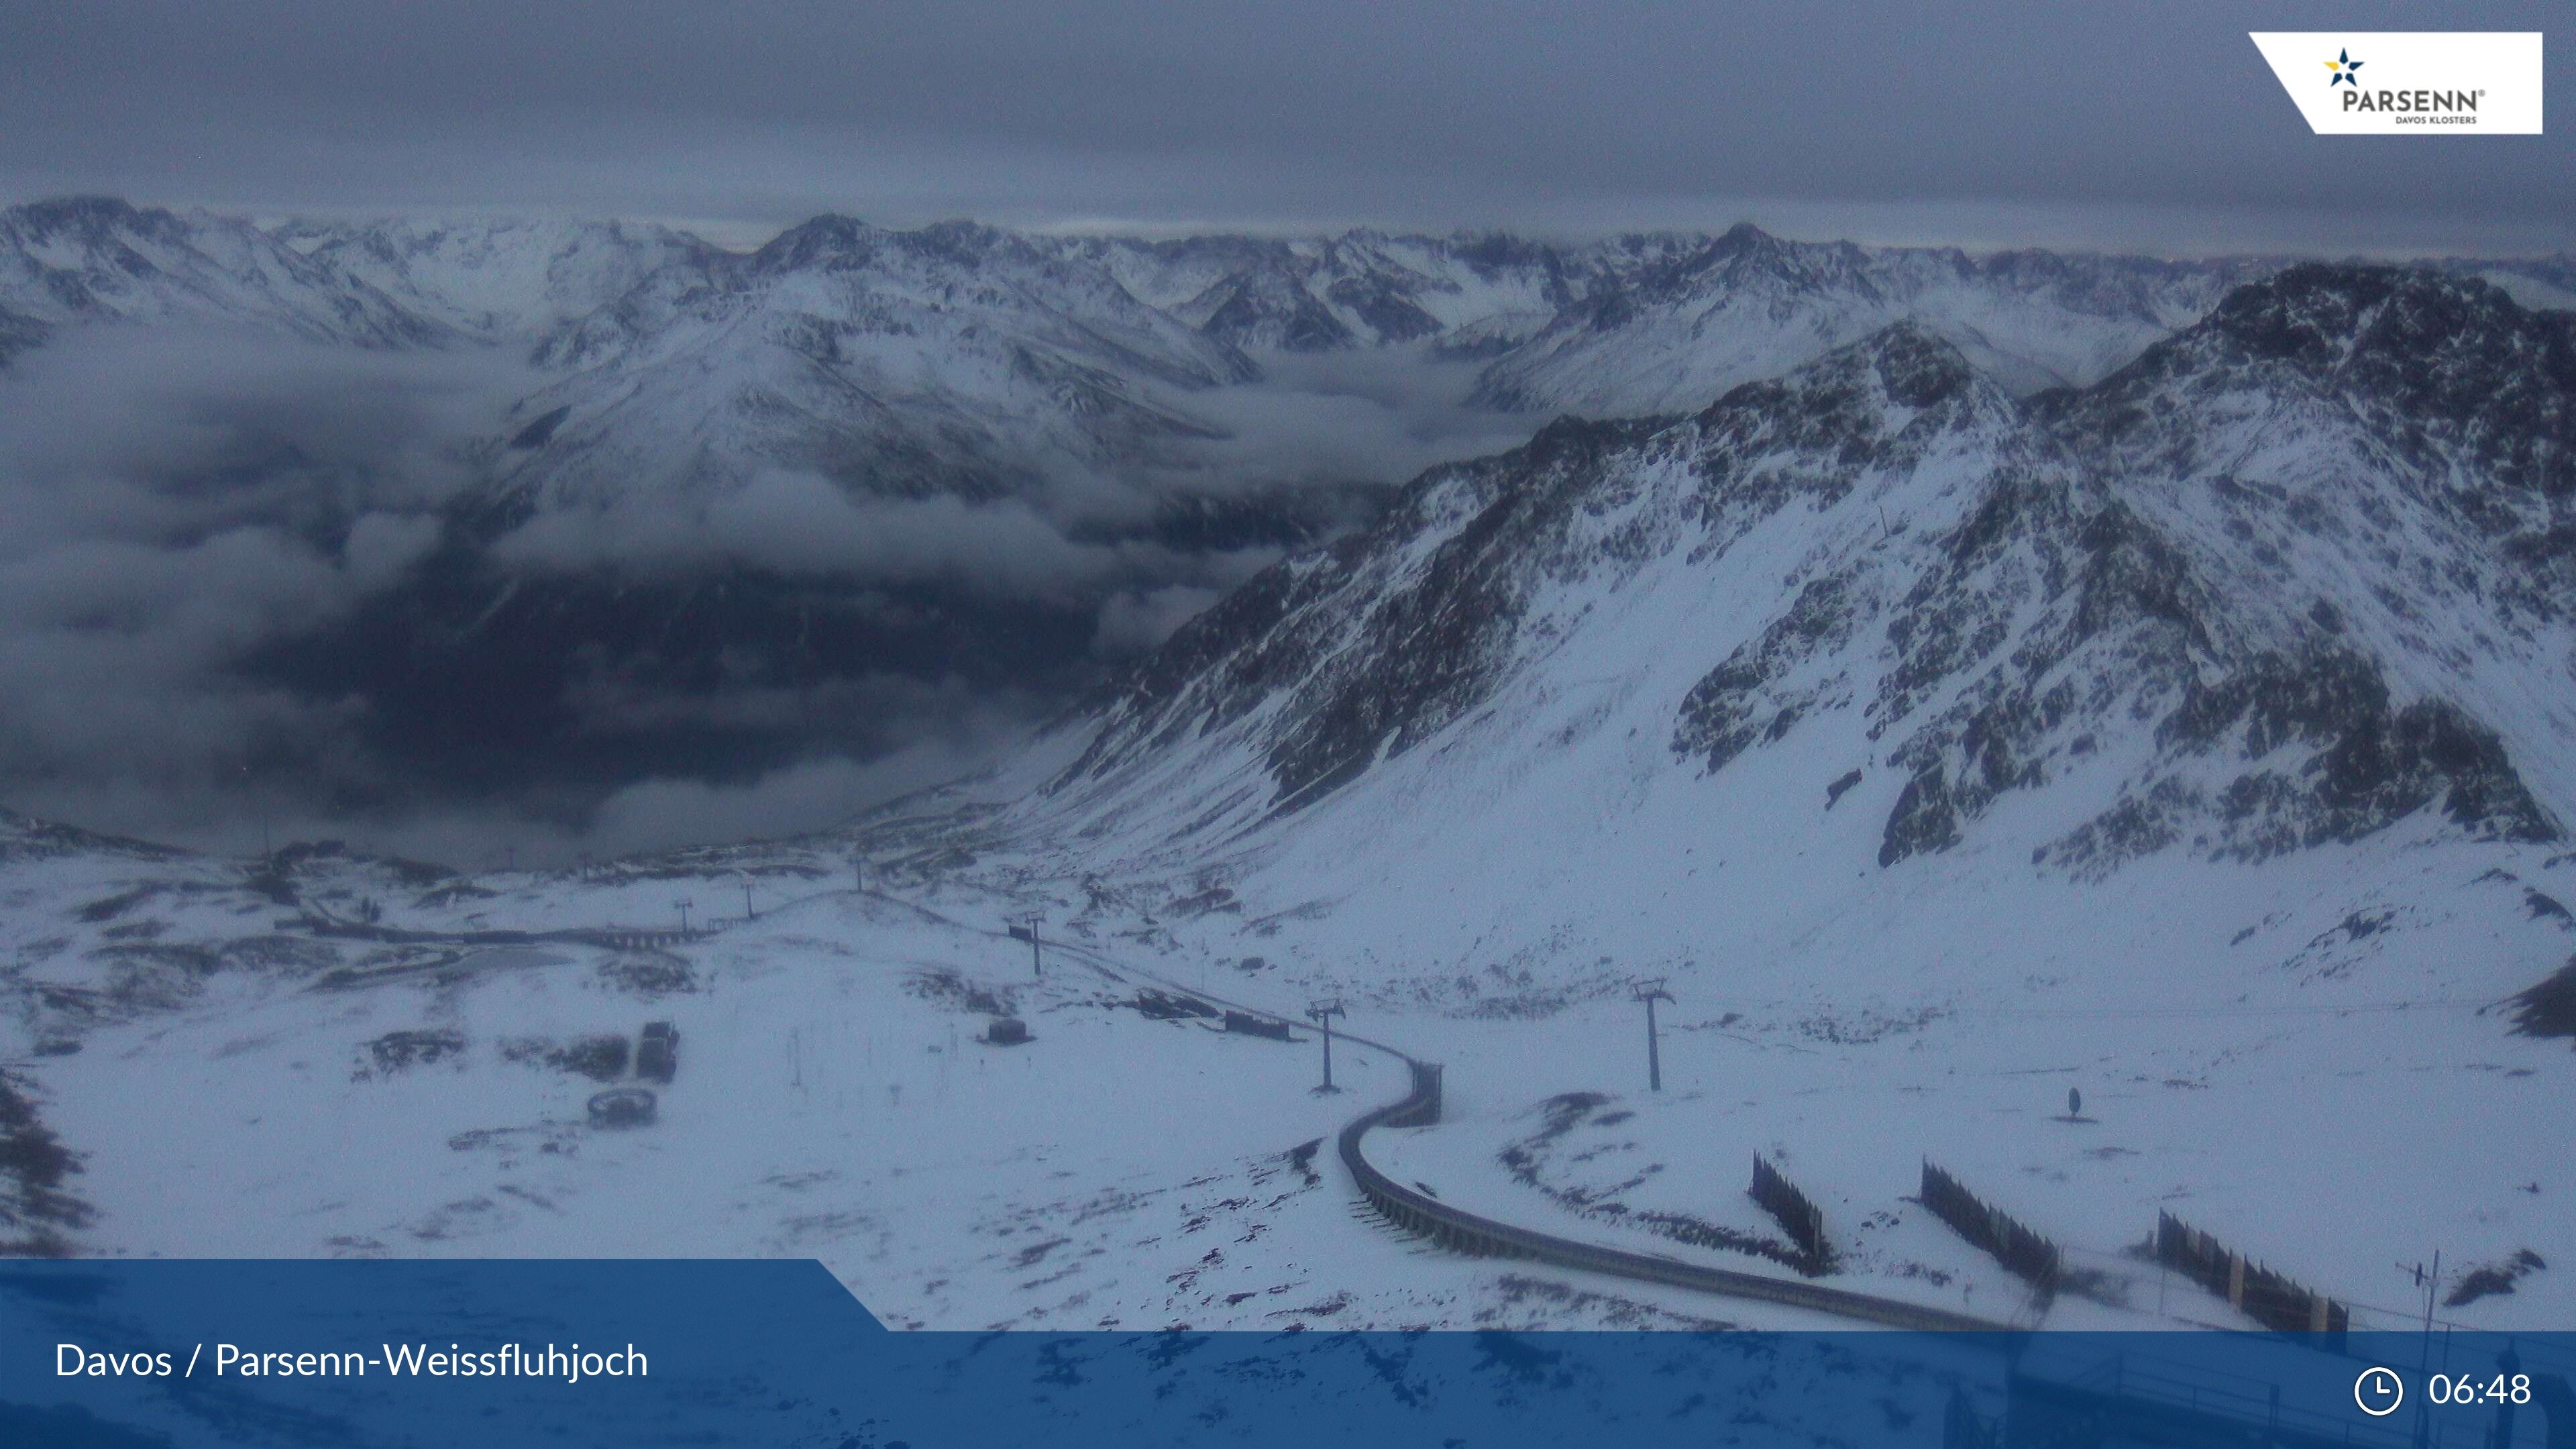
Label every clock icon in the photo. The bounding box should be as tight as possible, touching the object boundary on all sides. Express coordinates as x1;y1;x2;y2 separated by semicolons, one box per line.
2356;1366;2406;1417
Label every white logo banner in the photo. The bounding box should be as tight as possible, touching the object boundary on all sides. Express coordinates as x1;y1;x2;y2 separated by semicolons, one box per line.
2249;32;2542;134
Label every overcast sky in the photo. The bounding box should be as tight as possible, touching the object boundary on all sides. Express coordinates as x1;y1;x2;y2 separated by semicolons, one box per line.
2;1;2567;252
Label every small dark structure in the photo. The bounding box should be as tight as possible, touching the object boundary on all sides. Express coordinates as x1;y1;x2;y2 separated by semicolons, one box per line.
985;1016;1030;1045
1383;1061;1443;1128
586;1087;657;1128
365;1029;466;1075
2154;1210;2349;1338
1222;1010;1294;1041
636;1021;679;1083
1132;990;1218;1021
1750;1153;1833;1275
1921;1160;2061;1301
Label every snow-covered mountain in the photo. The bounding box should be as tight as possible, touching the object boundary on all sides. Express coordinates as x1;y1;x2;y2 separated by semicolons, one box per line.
273;215;718;339
865;265;2574;1325
3;265;2572;1340
481;215;1260;520
1064;229;1699;356
5;197;2571;827
0;197;451;355
1035;264;2575;885
1470;224;2282;412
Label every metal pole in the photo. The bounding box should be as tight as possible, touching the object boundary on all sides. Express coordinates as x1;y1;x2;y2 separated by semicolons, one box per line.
1030;918;1042;977
1322;1016;1334;1090
1631;979;1672;1092
2418;1248;2440;1449
1646;995;1662;1091
744;881;755;921
2424;1249;2440;1352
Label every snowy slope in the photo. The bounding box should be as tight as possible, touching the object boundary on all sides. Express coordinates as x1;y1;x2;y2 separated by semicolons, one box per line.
1477;232;2576;420
1471;225;2279;413
0;198;451;354
274;215;718;339
887;265;2576;1328
481;216;1258;520
1039;266;2573;878
1066;229;1700;356
0;817;1876;1333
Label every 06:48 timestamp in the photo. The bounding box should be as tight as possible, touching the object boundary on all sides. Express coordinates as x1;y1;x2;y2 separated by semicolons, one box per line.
2428;1373;2532;1406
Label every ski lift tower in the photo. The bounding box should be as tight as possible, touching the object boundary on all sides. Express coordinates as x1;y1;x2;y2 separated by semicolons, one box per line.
1306;1000;1347;1093
1007;913;1044;976
1631;977;1674;1091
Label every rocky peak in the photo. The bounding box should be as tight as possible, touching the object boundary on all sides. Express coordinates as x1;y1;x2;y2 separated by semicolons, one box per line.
2125;264;2575;434
4;195;173;243
749;214;881;272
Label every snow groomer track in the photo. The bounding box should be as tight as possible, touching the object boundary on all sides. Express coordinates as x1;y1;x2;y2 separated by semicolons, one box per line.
1046;936;2006;1332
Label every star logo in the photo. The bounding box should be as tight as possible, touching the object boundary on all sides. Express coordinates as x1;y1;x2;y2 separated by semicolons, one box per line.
2324;48;2364;85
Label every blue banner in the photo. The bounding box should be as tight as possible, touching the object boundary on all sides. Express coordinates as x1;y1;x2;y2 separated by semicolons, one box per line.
2;1260;2567;1447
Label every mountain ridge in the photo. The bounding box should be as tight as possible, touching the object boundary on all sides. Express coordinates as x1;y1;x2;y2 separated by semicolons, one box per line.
5;195;2573;863
1022;267;2576;892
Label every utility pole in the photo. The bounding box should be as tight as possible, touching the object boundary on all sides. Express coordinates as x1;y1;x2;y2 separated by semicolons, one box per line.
2421;1248;2441;1360
743;878;755;922
1025;914;1043;976
1631;977;1674;1091
2411;1242;2431;1340
2399;1252;2443;1352
2399;1250;2443;1449
2421;1249;2438;1449
1307;1000;1346;1094
853;855;865;894
676;898;693;937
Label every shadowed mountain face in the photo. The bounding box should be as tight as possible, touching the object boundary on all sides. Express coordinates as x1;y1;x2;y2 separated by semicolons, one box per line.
0;197;2569;857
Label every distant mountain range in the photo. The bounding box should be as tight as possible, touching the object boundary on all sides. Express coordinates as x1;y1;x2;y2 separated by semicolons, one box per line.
11;196;2571;501
3;193;2571;814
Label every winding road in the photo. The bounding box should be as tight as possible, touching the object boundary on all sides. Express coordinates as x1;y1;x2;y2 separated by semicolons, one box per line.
1037;932;2013;1332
